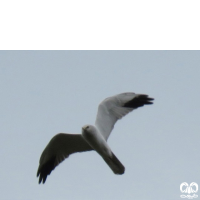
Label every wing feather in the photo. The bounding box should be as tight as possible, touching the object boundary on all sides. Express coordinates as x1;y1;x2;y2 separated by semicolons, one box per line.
95;93;154;140
37;133;93;184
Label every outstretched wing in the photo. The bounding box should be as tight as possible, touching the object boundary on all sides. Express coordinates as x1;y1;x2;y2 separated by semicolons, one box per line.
37;133;93;184
95;93;154;140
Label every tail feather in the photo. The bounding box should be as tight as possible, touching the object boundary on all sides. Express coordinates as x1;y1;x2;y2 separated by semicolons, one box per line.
103;152;125;174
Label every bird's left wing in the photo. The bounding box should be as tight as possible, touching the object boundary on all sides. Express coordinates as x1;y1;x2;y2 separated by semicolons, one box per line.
37;133;93;184
95;92;154;140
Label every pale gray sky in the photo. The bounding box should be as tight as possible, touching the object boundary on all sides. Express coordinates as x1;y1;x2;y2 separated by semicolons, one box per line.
0;51;200;200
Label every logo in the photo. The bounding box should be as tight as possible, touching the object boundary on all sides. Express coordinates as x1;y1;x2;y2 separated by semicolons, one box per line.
180;182;198;199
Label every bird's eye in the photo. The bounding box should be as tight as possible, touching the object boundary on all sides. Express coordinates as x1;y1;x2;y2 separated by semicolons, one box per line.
86;126;89;129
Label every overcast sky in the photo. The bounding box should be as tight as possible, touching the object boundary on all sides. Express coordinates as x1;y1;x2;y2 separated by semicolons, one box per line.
0;51;200;200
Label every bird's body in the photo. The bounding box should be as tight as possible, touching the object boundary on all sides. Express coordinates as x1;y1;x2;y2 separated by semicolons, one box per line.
82;125;112;158
37;92;154;183
82;125;125;174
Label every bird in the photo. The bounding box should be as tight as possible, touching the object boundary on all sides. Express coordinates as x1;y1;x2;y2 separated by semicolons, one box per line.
37;92;154;184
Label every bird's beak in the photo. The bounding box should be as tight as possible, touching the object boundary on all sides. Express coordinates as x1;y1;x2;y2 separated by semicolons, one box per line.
82;126;87;131
82;125;89;131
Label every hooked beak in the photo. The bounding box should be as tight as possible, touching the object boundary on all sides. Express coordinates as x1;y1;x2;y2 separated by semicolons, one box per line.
82;125;89;131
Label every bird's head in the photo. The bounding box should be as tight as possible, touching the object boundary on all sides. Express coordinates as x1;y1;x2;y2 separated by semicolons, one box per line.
81;125;99;139
82;124;96;133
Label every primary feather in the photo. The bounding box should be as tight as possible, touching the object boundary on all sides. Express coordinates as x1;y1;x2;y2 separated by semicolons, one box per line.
37;134;93;183
95;93;154;140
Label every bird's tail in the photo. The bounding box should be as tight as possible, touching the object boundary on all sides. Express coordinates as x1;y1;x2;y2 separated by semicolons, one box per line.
103;152;125;175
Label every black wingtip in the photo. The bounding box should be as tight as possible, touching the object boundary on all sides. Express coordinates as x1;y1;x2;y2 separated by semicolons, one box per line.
37;156;56;184
124;94;154;108
37;168;50;184
37;167;44;184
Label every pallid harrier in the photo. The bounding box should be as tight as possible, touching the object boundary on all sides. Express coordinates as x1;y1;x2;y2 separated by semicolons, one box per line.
37;92;154;183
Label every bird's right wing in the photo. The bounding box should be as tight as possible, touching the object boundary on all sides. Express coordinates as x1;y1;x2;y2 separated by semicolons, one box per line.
37;133;93;184
95;92;154;140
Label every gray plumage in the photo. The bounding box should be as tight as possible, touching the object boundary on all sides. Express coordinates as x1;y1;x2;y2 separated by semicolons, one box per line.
37;92;154;183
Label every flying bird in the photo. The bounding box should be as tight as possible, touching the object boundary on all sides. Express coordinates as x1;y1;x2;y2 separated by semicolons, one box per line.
37;92;154;184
